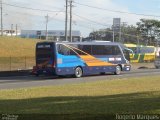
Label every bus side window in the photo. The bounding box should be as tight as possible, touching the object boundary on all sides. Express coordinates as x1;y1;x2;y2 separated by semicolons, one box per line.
81;45;92;55
113;46;122;55
58;44;70;55
104;46;112;55
92;45;106;55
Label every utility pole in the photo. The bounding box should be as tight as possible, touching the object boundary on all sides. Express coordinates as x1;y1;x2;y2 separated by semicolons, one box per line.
65;0;68;41
45;14;49;40
121;22;127;43
16;24;17;36
119;24;121;43
137;35;139;46
0;0;3;36
113;30;115;42
11;24;13;36
112;24;115;42
69;0;73;42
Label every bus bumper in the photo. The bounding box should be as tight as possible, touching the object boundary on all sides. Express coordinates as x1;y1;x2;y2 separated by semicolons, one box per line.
32;66;56;76
122;64;131;71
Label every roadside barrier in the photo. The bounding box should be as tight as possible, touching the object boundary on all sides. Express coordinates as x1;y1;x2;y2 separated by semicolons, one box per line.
0;57;35;71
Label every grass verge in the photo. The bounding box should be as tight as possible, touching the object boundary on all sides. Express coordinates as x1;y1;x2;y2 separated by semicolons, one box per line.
0;75;160;119
0;36;39;71
0;36;40;57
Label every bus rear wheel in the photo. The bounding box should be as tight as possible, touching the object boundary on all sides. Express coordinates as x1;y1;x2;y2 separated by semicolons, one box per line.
74;67;83;78
114;66;121;75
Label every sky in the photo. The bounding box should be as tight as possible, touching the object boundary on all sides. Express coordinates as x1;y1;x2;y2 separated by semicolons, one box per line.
3;0;160;37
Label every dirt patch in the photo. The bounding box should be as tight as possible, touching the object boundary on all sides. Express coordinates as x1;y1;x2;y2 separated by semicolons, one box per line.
131;62;154;70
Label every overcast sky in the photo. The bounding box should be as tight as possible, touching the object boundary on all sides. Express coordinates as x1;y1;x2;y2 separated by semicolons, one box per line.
3;0;160;37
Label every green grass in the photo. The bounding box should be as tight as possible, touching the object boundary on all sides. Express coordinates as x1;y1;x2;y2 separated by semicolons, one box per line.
0;36;40;57
0;57;35;71
0;36;40;70
0;75;160;118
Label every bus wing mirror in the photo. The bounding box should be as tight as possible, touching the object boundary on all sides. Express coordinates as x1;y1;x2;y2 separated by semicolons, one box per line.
124;48;134;61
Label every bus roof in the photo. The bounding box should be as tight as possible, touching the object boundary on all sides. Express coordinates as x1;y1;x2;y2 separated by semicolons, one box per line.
37;41;123;46
124;44;155;48
124;44;137;47
146;46;155;48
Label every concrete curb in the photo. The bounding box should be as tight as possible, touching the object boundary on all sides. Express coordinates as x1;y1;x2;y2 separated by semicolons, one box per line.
0;70;32;77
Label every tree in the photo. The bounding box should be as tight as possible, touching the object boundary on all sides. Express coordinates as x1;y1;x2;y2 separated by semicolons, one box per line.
89;25;138;43
89;28;113;41
88;19;160;46
137;19;160;46
121;25;138;44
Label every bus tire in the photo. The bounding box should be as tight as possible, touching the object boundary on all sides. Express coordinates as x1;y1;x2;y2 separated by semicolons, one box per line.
74;67;83;78
114;66;121;75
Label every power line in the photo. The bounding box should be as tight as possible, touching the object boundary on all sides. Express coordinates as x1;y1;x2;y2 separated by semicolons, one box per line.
73;18;108;30
103;30;141;39
4;8;65;19
74;1;160;18
4;10;45;17
69;0;73;42
74;23;94;30
3;9;65;30
3;2;64;13
48;9;65;20
74;19;141;38
5;7;106;28
73;18;141;39
2;1;143;39
45;14;49;40
74;14;111;27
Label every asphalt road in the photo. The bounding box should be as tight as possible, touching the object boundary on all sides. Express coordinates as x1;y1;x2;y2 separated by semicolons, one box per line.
0;69;159;89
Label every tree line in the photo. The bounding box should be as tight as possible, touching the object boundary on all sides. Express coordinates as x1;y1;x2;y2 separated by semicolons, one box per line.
86;19;160;46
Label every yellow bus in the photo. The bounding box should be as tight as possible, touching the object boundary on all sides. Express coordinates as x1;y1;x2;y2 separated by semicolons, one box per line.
124;44;156;63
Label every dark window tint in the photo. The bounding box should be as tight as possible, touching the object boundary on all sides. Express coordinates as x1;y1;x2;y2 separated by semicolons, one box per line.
92;45;105;55
66;44;86;55
37;54;51;59
57;44;77;55
57;44;122;56
36;48;52;55
58;44;70;55
92;45;121;55
36;43;54;64
81;45;92;54
68;44;92;55
69;44;78;55
111;46;122;55
139;47;154;53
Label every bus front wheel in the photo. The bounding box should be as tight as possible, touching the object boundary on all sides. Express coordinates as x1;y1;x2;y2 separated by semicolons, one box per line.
114;66;121;75
74;67;83;78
